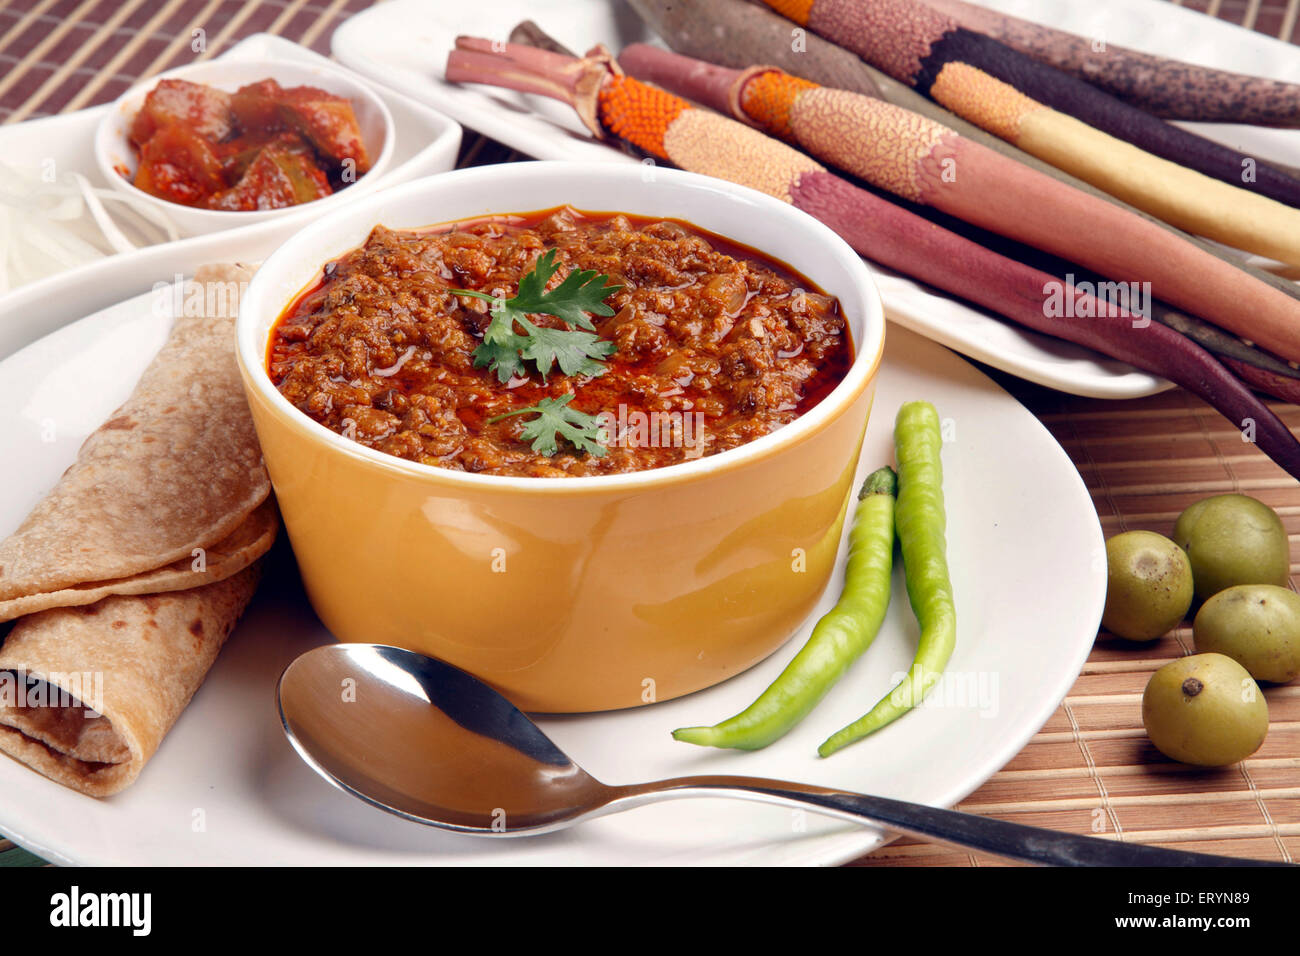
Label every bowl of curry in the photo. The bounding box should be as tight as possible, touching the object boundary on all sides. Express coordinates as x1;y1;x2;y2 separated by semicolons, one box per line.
237;162;884;712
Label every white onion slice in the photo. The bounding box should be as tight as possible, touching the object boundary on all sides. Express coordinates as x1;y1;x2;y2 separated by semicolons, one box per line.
0;162;181;294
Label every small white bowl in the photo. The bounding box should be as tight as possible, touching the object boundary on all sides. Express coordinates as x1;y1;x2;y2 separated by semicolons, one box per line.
95;58;395;238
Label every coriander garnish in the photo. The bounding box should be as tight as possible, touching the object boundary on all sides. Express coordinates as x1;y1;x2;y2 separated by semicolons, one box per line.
450;248;621;383
451;248;621;459
487;394;607;459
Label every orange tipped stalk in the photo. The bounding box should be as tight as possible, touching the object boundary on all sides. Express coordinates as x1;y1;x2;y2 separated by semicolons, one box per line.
445;37;1300;481
618;44;1300;367
596;77;688;158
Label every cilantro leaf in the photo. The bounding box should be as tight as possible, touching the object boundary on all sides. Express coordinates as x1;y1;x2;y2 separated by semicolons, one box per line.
450;247;621;381
467;295;527;382
511;249;622;331
489;394;608;458
520;324;617;380
472;335;527;383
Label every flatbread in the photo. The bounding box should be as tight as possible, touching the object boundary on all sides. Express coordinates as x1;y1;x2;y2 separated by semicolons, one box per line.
0;564;262;797
0;498;277;621
0;263;271;613
0;262;277;797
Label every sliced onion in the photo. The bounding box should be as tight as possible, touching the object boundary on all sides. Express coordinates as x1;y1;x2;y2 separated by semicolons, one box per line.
0;161;181;294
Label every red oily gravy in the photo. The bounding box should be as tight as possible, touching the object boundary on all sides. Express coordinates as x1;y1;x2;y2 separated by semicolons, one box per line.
267;206;854;477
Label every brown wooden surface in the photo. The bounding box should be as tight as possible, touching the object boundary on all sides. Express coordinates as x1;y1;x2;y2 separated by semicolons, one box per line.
1;0;1299;867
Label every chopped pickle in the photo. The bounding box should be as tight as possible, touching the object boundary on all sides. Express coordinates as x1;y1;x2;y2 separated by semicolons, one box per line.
129;79;232;147
127;75;367;209
277;86;371;174
204;144;330;211
134;123;226;206
229;78;286;134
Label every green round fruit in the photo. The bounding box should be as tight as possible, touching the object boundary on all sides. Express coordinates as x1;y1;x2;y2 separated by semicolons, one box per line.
1102;531;1194;641
1172;494;1289;603
1142;653;1268;766
1193;585;1300;683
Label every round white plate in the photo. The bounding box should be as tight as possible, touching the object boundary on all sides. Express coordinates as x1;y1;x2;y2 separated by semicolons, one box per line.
0;290;1104;866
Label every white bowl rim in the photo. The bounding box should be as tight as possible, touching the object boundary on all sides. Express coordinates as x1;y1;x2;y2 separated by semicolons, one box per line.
237;161;886;494
93;56;396;224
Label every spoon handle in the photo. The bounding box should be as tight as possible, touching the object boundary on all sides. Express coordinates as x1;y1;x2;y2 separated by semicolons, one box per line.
607;775;1288;866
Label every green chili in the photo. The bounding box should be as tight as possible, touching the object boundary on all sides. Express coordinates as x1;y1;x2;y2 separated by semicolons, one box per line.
819;401;956;757
672;465;898;751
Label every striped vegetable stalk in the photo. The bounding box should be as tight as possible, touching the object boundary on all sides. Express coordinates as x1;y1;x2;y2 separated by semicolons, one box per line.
921;0;1300;127
755;0;1300;261
1150;306;1300;386
1225;360;1300;407
618;44;1300;365
443;38;1300;480
623;0;1300;309
626;0;1058;178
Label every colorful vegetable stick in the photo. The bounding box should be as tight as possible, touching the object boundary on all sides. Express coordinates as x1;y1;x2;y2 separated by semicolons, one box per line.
444;39;1300;480
1224;360;1300;407
922;0;1300;127
626;0;1034;171
624;0;1300;307
934;68;1300;269
618;45;1300;364
757;0;1300;211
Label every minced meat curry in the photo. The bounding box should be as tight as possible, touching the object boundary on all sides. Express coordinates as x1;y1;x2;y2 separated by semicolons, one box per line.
268;207;853;477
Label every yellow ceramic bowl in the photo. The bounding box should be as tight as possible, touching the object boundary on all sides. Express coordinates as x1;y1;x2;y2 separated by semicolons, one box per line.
237;162;884;712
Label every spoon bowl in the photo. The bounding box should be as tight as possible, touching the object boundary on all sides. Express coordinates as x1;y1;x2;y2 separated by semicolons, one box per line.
278;643;604;833
278;644;1289;864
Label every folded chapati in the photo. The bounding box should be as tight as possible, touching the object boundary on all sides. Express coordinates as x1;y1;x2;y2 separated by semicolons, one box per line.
0;263;275;796
0;565;262;796
0;498;276;621
0;263;271;618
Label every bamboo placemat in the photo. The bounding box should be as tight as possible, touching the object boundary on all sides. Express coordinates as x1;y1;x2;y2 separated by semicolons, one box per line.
1;0;1299;867
856;379;1300;866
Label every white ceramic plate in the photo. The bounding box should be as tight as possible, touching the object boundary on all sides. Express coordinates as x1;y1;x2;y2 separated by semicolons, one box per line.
0;33;462;359
0;286;1104;866
331;0;1208;399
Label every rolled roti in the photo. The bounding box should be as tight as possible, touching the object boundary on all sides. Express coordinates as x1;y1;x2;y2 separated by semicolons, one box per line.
0;566;261;796
0;263;275;796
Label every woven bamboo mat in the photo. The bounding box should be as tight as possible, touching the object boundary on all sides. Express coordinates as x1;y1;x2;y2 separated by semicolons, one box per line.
854;378;1300;866
1;0;1300;867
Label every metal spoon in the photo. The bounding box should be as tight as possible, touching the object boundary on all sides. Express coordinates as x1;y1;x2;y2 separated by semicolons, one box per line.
277;643;1285;866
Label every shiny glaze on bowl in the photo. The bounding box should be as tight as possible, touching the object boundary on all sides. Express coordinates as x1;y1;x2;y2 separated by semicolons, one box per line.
236;162;884;712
